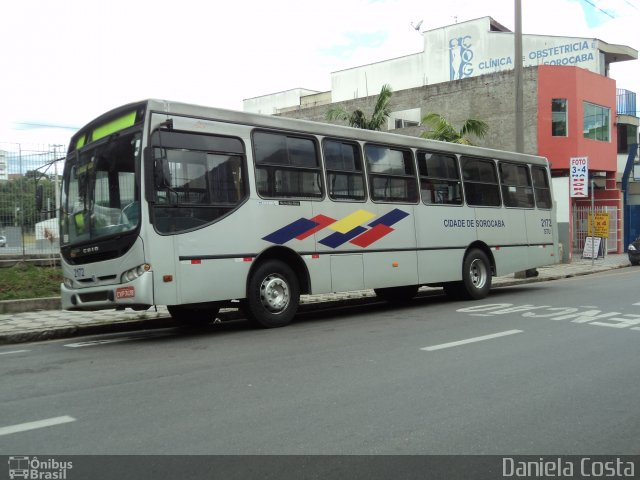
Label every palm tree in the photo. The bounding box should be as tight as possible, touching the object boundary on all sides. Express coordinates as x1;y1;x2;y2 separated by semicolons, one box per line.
420;112;488;145
326;84;393;131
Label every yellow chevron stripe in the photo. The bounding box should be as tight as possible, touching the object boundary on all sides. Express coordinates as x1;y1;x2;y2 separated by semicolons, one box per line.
329;209;376;233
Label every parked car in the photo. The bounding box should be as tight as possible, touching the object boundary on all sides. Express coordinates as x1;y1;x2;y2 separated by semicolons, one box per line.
628;237;640;265
0;235;5;247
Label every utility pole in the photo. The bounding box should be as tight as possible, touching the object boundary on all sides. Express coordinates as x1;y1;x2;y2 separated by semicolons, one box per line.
52;145;62;219
515;0;524;153
514;0;536;278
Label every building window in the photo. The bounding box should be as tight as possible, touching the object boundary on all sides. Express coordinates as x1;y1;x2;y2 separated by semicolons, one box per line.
583;102;610;142
551;99;567;137
394;119;420;129
617;124;638;154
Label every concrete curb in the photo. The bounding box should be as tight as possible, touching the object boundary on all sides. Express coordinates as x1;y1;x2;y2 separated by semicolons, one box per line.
0;317;178;345
0;297;61;314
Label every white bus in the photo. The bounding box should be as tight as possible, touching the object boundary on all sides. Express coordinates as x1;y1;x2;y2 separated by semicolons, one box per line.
60;99;558;328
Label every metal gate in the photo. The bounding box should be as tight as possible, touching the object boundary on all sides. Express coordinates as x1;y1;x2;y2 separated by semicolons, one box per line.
572;205;618;254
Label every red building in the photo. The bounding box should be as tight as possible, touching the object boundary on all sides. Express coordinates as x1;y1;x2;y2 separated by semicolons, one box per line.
538;66;622;255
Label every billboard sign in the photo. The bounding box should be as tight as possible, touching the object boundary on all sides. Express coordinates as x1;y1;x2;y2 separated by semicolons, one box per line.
570;157;589;197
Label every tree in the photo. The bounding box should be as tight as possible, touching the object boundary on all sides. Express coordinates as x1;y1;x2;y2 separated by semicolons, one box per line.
326;84;393;131
420;112;488;145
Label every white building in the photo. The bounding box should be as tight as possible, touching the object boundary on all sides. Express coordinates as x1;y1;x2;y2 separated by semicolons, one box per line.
243;17;635;115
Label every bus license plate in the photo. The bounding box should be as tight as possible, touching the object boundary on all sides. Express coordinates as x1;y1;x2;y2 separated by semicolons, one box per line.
116;286;135;299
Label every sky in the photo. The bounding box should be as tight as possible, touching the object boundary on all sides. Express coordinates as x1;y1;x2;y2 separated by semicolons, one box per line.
1;0;638;148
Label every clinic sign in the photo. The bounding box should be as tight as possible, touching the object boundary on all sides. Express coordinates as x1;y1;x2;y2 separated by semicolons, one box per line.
570;157;589;198
444;19;598;81
449;36;597;80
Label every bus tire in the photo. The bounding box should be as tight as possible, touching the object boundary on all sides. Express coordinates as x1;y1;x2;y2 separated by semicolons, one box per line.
168;305;219;327
374;285;419;303
460;248;492;300
245;260;300;328
443;250;492;300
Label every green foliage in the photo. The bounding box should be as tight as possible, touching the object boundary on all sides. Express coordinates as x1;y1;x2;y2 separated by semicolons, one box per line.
0;263;61;300
326;84;393;131
420;113;489;145
0;173;57;228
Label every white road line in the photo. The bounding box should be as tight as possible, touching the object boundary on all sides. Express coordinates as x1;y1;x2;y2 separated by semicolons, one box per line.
0;350;30;355
64;332;171;348
0;416;76;437
634;302;640;306
64;338;133;348
421;329;523;351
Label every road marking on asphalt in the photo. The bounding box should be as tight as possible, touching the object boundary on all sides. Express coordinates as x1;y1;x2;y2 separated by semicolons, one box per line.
64;332;172;348
0;349;30;355
64;338;133;348
421;329;523;351
0;416;76;437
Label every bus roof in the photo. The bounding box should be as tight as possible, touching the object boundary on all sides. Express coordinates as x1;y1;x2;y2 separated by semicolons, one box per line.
71;98;549;167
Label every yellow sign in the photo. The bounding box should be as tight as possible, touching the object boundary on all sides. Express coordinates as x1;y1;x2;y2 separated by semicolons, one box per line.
587;213;609;238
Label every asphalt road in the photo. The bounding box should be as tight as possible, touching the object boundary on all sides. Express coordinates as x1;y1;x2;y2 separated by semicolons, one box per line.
1;269;639;460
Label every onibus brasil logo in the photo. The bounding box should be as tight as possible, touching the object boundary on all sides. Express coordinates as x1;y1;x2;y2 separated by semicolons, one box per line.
8;456;73;479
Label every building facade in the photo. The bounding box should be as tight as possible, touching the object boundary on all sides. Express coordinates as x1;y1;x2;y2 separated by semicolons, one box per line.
244;17;638;261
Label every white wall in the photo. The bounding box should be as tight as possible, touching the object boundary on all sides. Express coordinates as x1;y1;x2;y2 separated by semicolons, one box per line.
243;88;321;114
332;17;602;103
552;176;570;223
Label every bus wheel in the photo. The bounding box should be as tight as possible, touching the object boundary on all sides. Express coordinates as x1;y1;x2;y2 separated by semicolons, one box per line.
245;260;300;328
374;285;419;303
168;305;219;327
444;249;492;300
461;249;491;300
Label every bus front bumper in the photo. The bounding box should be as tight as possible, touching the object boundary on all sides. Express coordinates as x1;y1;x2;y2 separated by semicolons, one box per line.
61;271;155;311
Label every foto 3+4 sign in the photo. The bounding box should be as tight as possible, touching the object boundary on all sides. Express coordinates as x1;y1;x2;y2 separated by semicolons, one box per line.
570;156;588;198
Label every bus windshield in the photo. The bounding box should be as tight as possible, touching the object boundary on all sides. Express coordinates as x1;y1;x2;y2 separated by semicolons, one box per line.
60;132;141;245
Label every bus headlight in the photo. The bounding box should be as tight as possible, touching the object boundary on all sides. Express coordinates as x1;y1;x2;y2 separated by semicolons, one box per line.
63;277;74;289
120;263;151;283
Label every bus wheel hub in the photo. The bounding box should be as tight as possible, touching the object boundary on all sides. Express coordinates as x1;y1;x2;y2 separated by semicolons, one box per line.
260;274;289;313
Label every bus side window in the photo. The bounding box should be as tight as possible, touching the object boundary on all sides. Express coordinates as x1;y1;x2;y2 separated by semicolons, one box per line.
150;130;247;234
417;150;462;205
323;139;366;201
532;166;552;209
499;162;534;208
364;144;418;203
253;131;323;199
461;157;501;207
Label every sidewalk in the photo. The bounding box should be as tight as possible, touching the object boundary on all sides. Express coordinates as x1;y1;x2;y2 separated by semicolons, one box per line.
0;254;632;345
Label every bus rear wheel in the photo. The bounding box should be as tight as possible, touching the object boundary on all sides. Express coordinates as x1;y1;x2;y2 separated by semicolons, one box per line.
168;305;219;327
444;249;492;300
245;260;300;328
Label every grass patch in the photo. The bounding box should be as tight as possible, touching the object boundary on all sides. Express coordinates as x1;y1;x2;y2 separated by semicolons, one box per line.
0;263;62;301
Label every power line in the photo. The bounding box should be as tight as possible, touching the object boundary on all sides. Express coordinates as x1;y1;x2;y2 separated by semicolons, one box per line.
581;0;616;19
13;121;79;130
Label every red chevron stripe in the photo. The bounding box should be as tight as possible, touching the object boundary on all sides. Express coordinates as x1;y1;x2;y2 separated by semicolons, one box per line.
295;214;336;240
350;224;394;248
